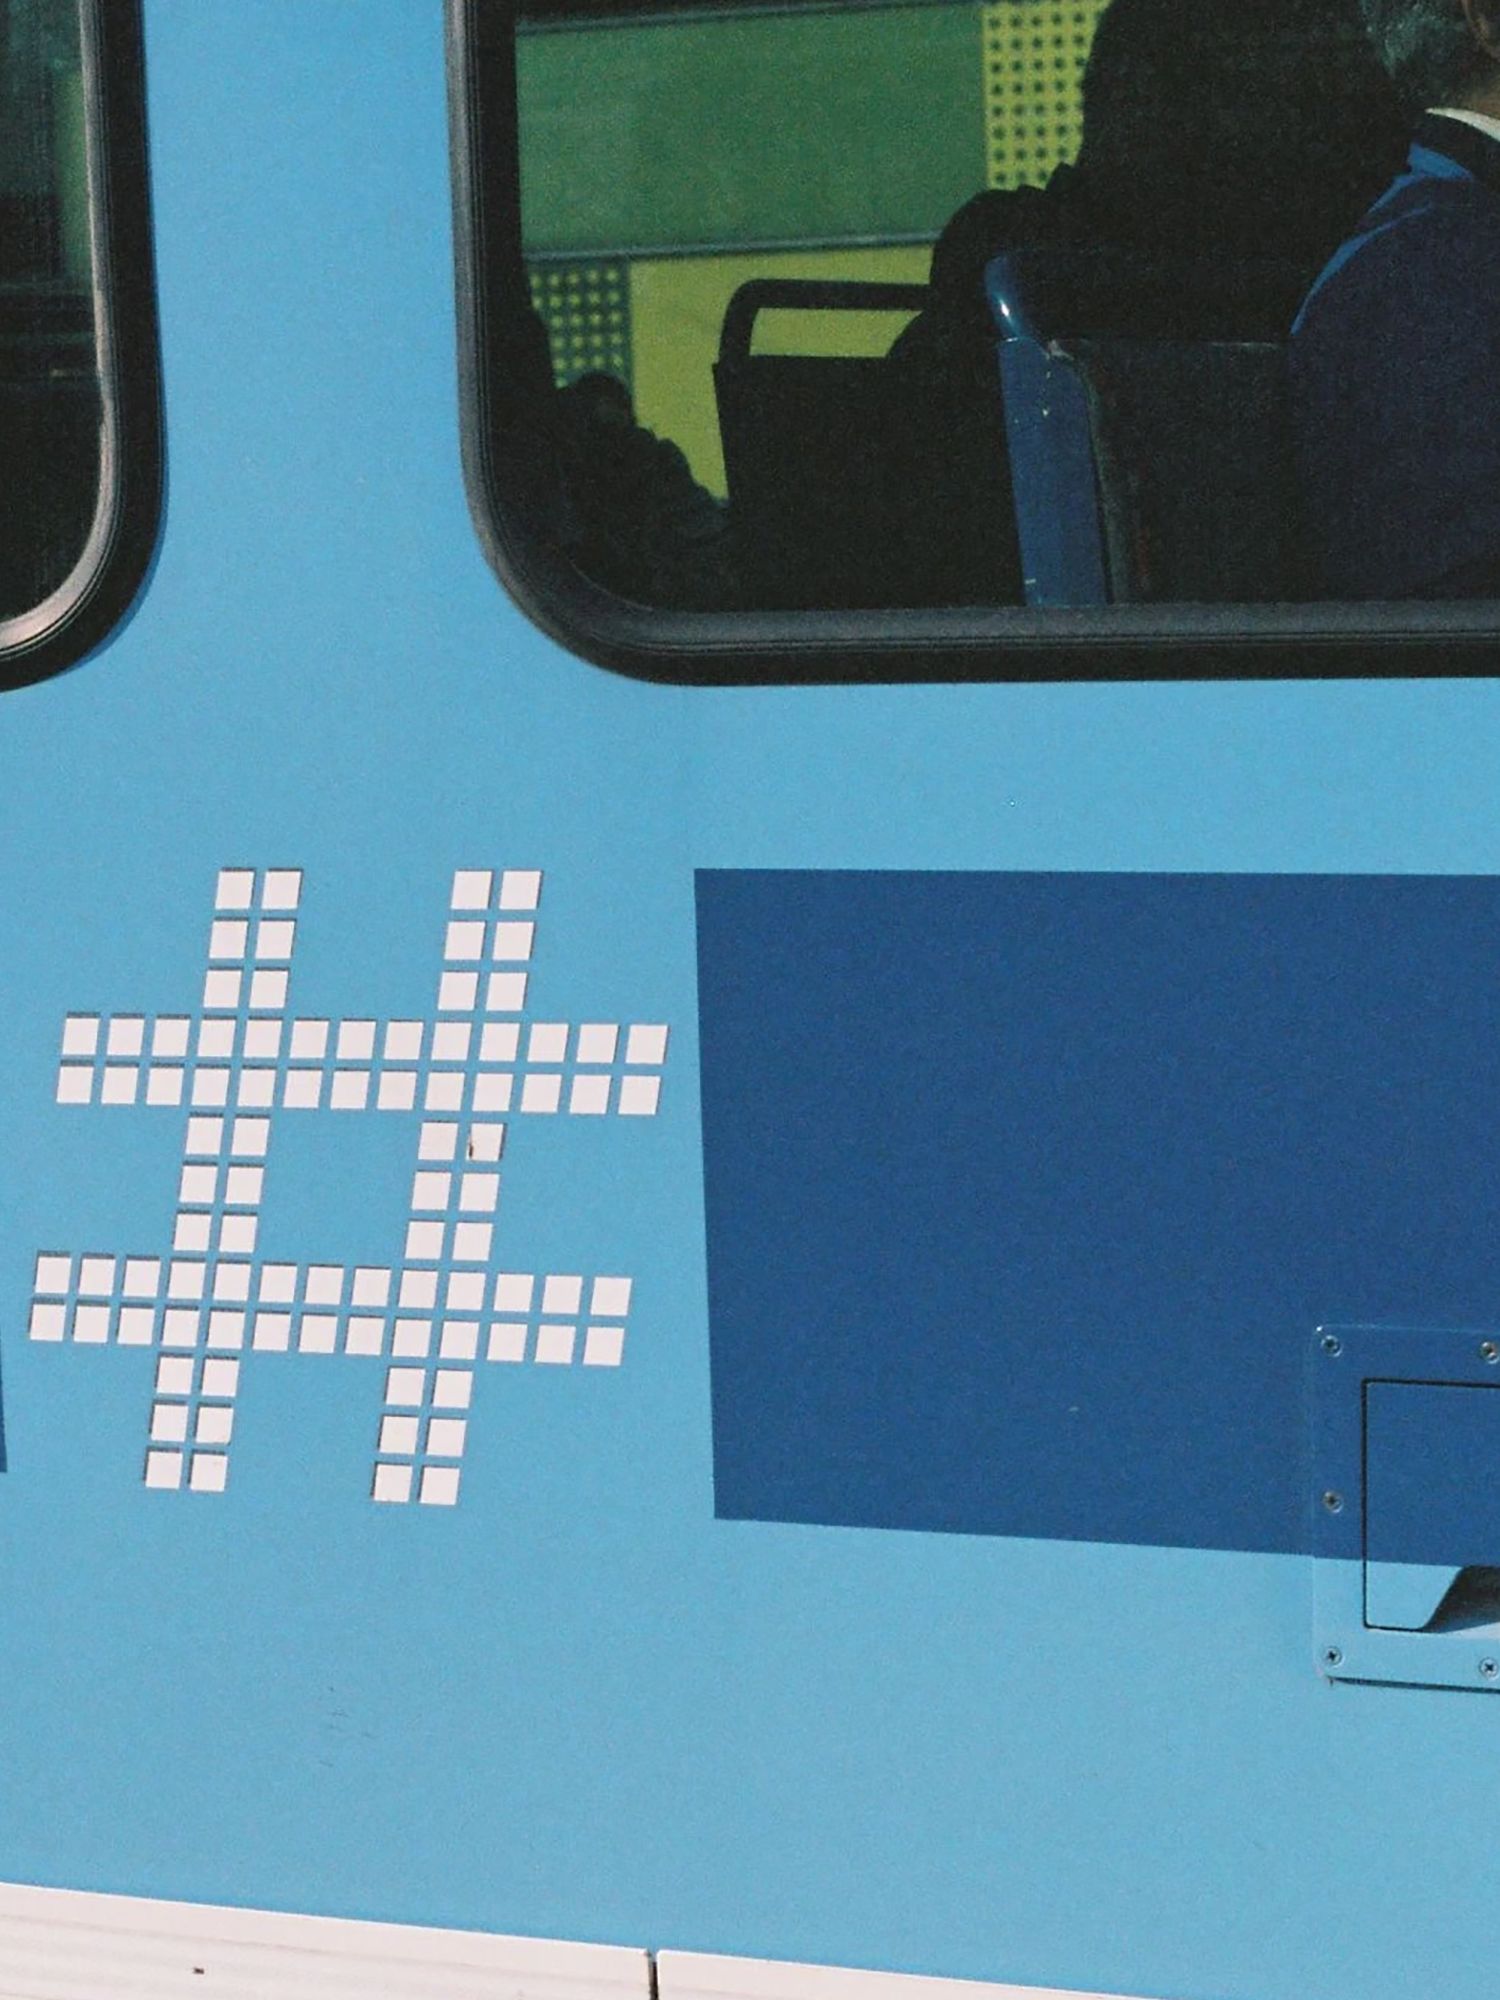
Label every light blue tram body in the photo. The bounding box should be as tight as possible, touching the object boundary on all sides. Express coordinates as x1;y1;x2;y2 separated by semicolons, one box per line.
6;7;1500;1999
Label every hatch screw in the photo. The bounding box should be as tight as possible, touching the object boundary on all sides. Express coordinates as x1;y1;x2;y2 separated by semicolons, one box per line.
1481;1659;1499;1681
1480;1341;1499;1365
1323;1646;1344;1669
1322;1490;1344;1513
1321;1334;1342;1357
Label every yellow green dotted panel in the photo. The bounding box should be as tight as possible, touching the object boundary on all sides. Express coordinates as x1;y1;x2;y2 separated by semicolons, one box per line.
982;0;1107;190
528;262;632;391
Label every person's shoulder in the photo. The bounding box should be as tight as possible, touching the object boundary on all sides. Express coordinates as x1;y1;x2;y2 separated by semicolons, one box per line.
1296;171;1500;333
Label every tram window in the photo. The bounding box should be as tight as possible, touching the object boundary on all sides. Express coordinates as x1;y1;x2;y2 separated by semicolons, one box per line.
456;0;1500;677
0;0;159;689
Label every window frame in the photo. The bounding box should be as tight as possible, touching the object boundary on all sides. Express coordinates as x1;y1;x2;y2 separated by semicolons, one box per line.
450;0;1500;682
0;0;162;694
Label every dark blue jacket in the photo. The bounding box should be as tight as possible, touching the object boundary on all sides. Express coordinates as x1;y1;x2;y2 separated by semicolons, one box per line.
1290;114;1500;598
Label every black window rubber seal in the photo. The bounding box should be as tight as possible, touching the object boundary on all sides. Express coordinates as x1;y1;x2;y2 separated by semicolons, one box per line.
0;0;163;695
450;0;1500;684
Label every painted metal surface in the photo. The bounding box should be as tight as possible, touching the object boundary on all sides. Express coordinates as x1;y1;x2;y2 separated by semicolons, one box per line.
3;7;1500;2000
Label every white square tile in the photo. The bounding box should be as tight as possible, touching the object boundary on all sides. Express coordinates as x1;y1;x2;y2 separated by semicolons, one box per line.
433;1367;474;1407
426;1416;468;1458
569;1074;611;1115
167;1260;205;1301
385;1019;424;1061
201;1357;239;1396
145;1449;184;1490
189;1452;228;1494
209;919;248;961
521;1073;561;1114
424;1071;464;1112
107;1015;145;1057
419;1465;461;1506
185;1115;225;1156
173;1213;211;1253
336;1019;376;1061
405;1220;445;1261
542;1273;583;1316
330;1068;370;1110
298;1313;337;1353
392;1318;433;1357
224;1164;263;1205
480;1022;519;1063
216;868;255;909
591;1275;632;1317
78;1255;117;1297
438;971;479;1013
191;1067;230;1108
145;1066;184;1106
101;1066;139;1105
259;1263;297;1302
305;1264;344;1305
446;1271;486;1311
157;1355;195;1394
249;969;288;1011
450;1222;492;1262
432;1022;472;1063
345;1315;386;1355
493;1272;534;1312
471;1072;512;1113
118;1305;157;1346
70;1304;110;1344
256;919;296;960
162;1308;202;1348
451;868;492;910
492;921;534;962
352;1266;391;1307
485;973;527;1014
27;1301;65;1342
261;868;302;911
372;1462;413;1503
445;920;485;962
486;1322;527;1363
207;1309;245;1350
289;1017;328;1059
498;869;541;911
218;1214;258;1255
576;1023;619;1065
212;1260;251;1301
236;1068;276;1108
242;1019;282;1059
534;1323;577;1365
385;1365;426;1407
152;1017;190;1057
61;1014;100;1057
196;1018;236;1060
151;1401;189;1442
55;1065;93;1105
419;1121;458;1161
583;1324;626;1367
411;1170;451;1212
465;1123;505;1163
618;1075;661;1117
459;1172;499;1213
398;1269;438;1310
439;1320;479;1360
377;1070;416;1110
527;1022;568;1063
195;1404;234;1445
231;1116;270;1157
284;1070;322;1109
34;1253;71;1294
626;1024;670;1066
203;969;241;1011
253;1311;291;1351
380;1414;419;1455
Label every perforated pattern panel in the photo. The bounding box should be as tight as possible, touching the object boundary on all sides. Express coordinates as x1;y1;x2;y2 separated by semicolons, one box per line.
529;261;632;389
982;0;1106;190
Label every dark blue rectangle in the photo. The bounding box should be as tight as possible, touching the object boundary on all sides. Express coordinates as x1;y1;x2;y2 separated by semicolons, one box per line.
695;870;1500;1554
1366;1383;1500;1569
